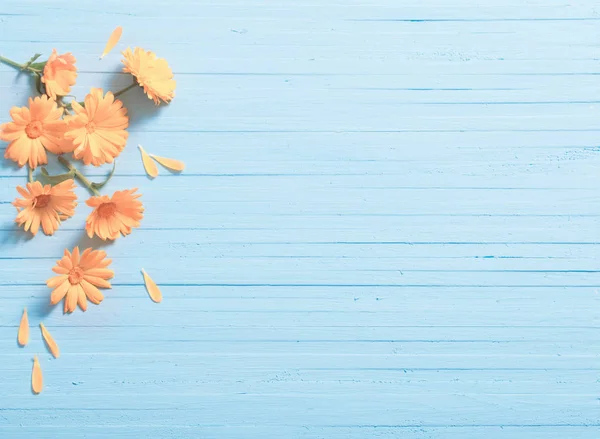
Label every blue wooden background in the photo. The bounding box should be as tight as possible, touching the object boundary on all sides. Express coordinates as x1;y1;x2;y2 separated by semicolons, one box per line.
1;1;599;438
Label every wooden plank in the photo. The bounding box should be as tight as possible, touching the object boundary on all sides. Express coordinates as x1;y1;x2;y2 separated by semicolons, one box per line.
0;0;598;437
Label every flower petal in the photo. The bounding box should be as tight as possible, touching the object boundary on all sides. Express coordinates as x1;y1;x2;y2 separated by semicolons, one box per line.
47;275;68;288
150;154;185;172
39;323;60;359
84;268;114;279
71;246;80;266
141;269;162;303
138;145;158;178
31;356;43;394
52;266;69;275
65;287;78;313
83;275;112;289
81;280;104;305
50;280;70;305
18;308;29;347
100;26;123;59
76;283;88;312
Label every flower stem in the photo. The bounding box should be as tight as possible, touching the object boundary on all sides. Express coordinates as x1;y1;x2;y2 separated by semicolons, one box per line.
0;55;41;73
0;55;24;70
59;101;84;113
113;82;137;98
57;156;100;196
27;167;34;183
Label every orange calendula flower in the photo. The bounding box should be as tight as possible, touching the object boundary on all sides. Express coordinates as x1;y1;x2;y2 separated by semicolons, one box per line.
47;247;114;313
64;88;129;166
0;95;67;168
41;49;77;99
86;189;144;240
13;180;77;236
121;47;176;104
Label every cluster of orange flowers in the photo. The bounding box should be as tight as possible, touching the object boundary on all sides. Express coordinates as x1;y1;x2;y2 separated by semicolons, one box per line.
2;28;173;393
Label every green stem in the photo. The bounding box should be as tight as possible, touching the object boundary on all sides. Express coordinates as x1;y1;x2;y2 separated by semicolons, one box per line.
0;55;24;70
113;82;137;98
0;55;41;73
60;100;84;112
57;156;100;196
27;167;34;183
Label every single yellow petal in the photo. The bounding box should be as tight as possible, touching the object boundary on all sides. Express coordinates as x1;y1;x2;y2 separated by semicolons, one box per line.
141;269;162;303
100;26;123;59
32;356;43;394
18;308;29;347
40;323;60;359
65;287;78;314
138;145;158;178
150;154;185;172
76;283;88;312
50;280;70;305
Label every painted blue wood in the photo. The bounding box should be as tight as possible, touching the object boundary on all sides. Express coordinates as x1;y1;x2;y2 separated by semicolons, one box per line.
1;1;599;437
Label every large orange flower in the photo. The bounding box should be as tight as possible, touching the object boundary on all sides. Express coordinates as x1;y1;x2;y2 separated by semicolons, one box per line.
64;88;129;166
86;189;143;240
0;95;67;168
13;180;77;236
121;47;176;104
42;49;77;99
47;247;114;313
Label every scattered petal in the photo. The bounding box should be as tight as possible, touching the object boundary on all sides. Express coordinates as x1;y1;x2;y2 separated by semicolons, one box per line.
100;26;123;59
150;154;185;172
138;145;158;178
141;269;162;303
18;308;29;346
40;323;60;359
32;356;43;394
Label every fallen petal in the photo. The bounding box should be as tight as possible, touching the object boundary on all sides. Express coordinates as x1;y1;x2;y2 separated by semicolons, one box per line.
141;269;162;303
18;308;29;347
100;26;123;59
150;154;185;172
40;323;60;359
32;356;43;394
138;145;158;178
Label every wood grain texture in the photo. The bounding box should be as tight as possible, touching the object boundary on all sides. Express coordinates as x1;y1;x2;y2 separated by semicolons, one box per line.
1;0;599;438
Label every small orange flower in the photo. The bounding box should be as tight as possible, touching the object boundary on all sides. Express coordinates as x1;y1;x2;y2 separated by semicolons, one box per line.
47;247;114;313
13;180;77;236
0;95;67;168
121;47;176;104
41;49;77;99
86;189;143;240
64;88;129;166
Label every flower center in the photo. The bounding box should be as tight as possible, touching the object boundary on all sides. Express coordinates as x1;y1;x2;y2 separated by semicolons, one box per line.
25;121;43;139
85;121;96;134
34;194;51;209
97;202;117;218
68;267;84;285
